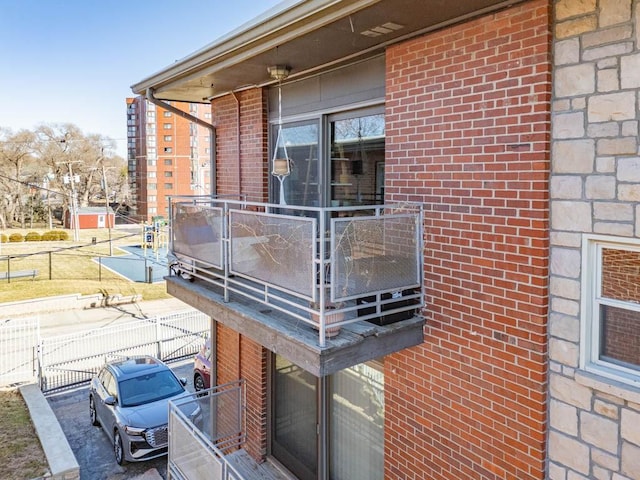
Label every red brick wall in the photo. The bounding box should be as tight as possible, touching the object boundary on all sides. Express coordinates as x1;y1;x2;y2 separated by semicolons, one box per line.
211;90;269;201
215;324;268;459
212;87;270;461
241;335;268;458
385;1;551;479
216;324;240;386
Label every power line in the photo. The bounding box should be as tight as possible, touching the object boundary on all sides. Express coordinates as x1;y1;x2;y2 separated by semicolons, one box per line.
0;172;71;198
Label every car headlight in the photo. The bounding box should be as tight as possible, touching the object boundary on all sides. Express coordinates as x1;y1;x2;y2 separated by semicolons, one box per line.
124;425;146;436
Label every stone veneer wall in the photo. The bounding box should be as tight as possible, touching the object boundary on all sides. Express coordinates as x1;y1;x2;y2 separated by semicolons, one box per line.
549;1;640;479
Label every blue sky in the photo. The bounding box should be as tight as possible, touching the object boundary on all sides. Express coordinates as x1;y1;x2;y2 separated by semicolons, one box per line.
0;0;283;157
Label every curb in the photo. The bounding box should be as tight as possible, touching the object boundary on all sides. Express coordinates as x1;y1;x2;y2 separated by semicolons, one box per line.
19;384;80;480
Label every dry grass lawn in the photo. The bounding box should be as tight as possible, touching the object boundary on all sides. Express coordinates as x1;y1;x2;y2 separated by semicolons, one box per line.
0;390;49;479
0;226;170;303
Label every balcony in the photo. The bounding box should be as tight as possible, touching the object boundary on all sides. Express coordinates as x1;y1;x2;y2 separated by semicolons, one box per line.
168;197;425;376
169;380;288;480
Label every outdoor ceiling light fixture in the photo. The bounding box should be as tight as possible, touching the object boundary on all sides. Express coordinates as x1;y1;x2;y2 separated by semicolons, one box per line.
267;65;291;81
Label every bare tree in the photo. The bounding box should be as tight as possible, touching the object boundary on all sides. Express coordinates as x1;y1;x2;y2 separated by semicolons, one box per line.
34;124;121;225
0;128;37;228
0;123;126;230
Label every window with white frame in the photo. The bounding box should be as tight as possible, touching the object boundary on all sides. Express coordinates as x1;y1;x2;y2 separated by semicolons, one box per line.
582;235;640;386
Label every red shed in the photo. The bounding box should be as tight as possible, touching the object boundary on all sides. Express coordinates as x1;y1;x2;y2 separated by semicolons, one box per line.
64;206;115;230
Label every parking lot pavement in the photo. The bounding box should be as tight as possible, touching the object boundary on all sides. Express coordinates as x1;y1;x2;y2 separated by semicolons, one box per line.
47;359;194;480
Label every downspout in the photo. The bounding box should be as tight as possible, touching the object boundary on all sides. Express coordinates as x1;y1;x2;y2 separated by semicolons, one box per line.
146;88;217;196
146;88;218;387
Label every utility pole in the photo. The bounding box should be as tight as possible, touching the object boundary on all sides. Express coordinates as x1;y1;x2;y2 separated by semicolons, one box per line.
63;162;81;242
101;163;113;256
57;138;81;242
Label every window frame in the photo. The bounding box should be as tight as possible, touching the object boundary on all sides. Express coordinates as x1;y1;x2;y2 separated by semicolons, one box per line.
581;234;640;388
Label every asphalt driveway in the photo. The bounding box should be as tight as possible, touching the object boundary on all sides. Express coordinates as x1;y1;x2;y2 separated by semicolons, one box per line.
47;359;194;480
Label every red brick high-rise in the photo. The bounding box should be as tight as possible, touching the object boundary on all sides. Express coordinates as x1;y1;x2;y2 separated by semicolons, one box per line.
126;97;211;223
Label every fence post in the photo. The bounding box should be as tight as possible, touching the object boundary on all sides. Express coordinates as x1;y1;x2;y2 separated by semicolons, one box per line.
37;340;44;391
156;317;162;359
49;251;52;280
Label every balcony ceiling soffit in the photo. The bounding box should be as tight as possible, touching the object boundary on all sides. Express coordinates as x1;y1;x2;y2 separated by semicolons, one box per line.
131;0;523;103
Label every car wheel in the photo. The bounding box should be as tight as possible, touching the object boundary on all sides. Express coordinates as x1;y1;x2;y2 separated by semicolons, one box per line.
114;430;126;465
89;396;100;426
194;373;205;392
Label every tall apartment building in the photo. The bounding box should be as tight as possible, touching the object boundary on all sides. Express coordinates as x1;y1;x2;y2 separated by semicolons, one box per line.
126;96;211;222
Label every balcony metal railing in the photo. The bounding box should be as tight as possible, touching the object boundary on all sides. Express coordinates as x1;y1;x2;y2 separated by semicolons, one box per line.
169;197;424;346
168;380;246;480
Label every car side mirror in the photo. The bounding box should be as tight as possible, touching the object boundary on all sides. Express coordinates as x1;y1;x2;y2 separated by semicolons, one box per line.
180;378;187;386
105;396;117;406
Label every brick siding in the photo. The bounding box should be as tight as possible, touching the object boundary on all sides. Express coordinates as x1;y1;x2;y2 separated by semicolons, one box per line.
385;1;552;479
211;89;270;457
212;90;269;201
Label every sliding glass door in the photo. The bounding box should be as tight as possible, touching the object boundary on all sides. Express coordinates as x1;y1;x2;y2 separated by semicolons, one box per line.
272;356;318;480
330;364;384;480
271;355;384;480
270;120;320;207
270;107;384;208
329;109;385;207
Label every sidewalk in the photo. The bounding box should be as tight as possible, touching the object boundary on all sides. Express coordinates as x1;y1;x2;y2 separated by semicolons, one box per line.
20;297;194;337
